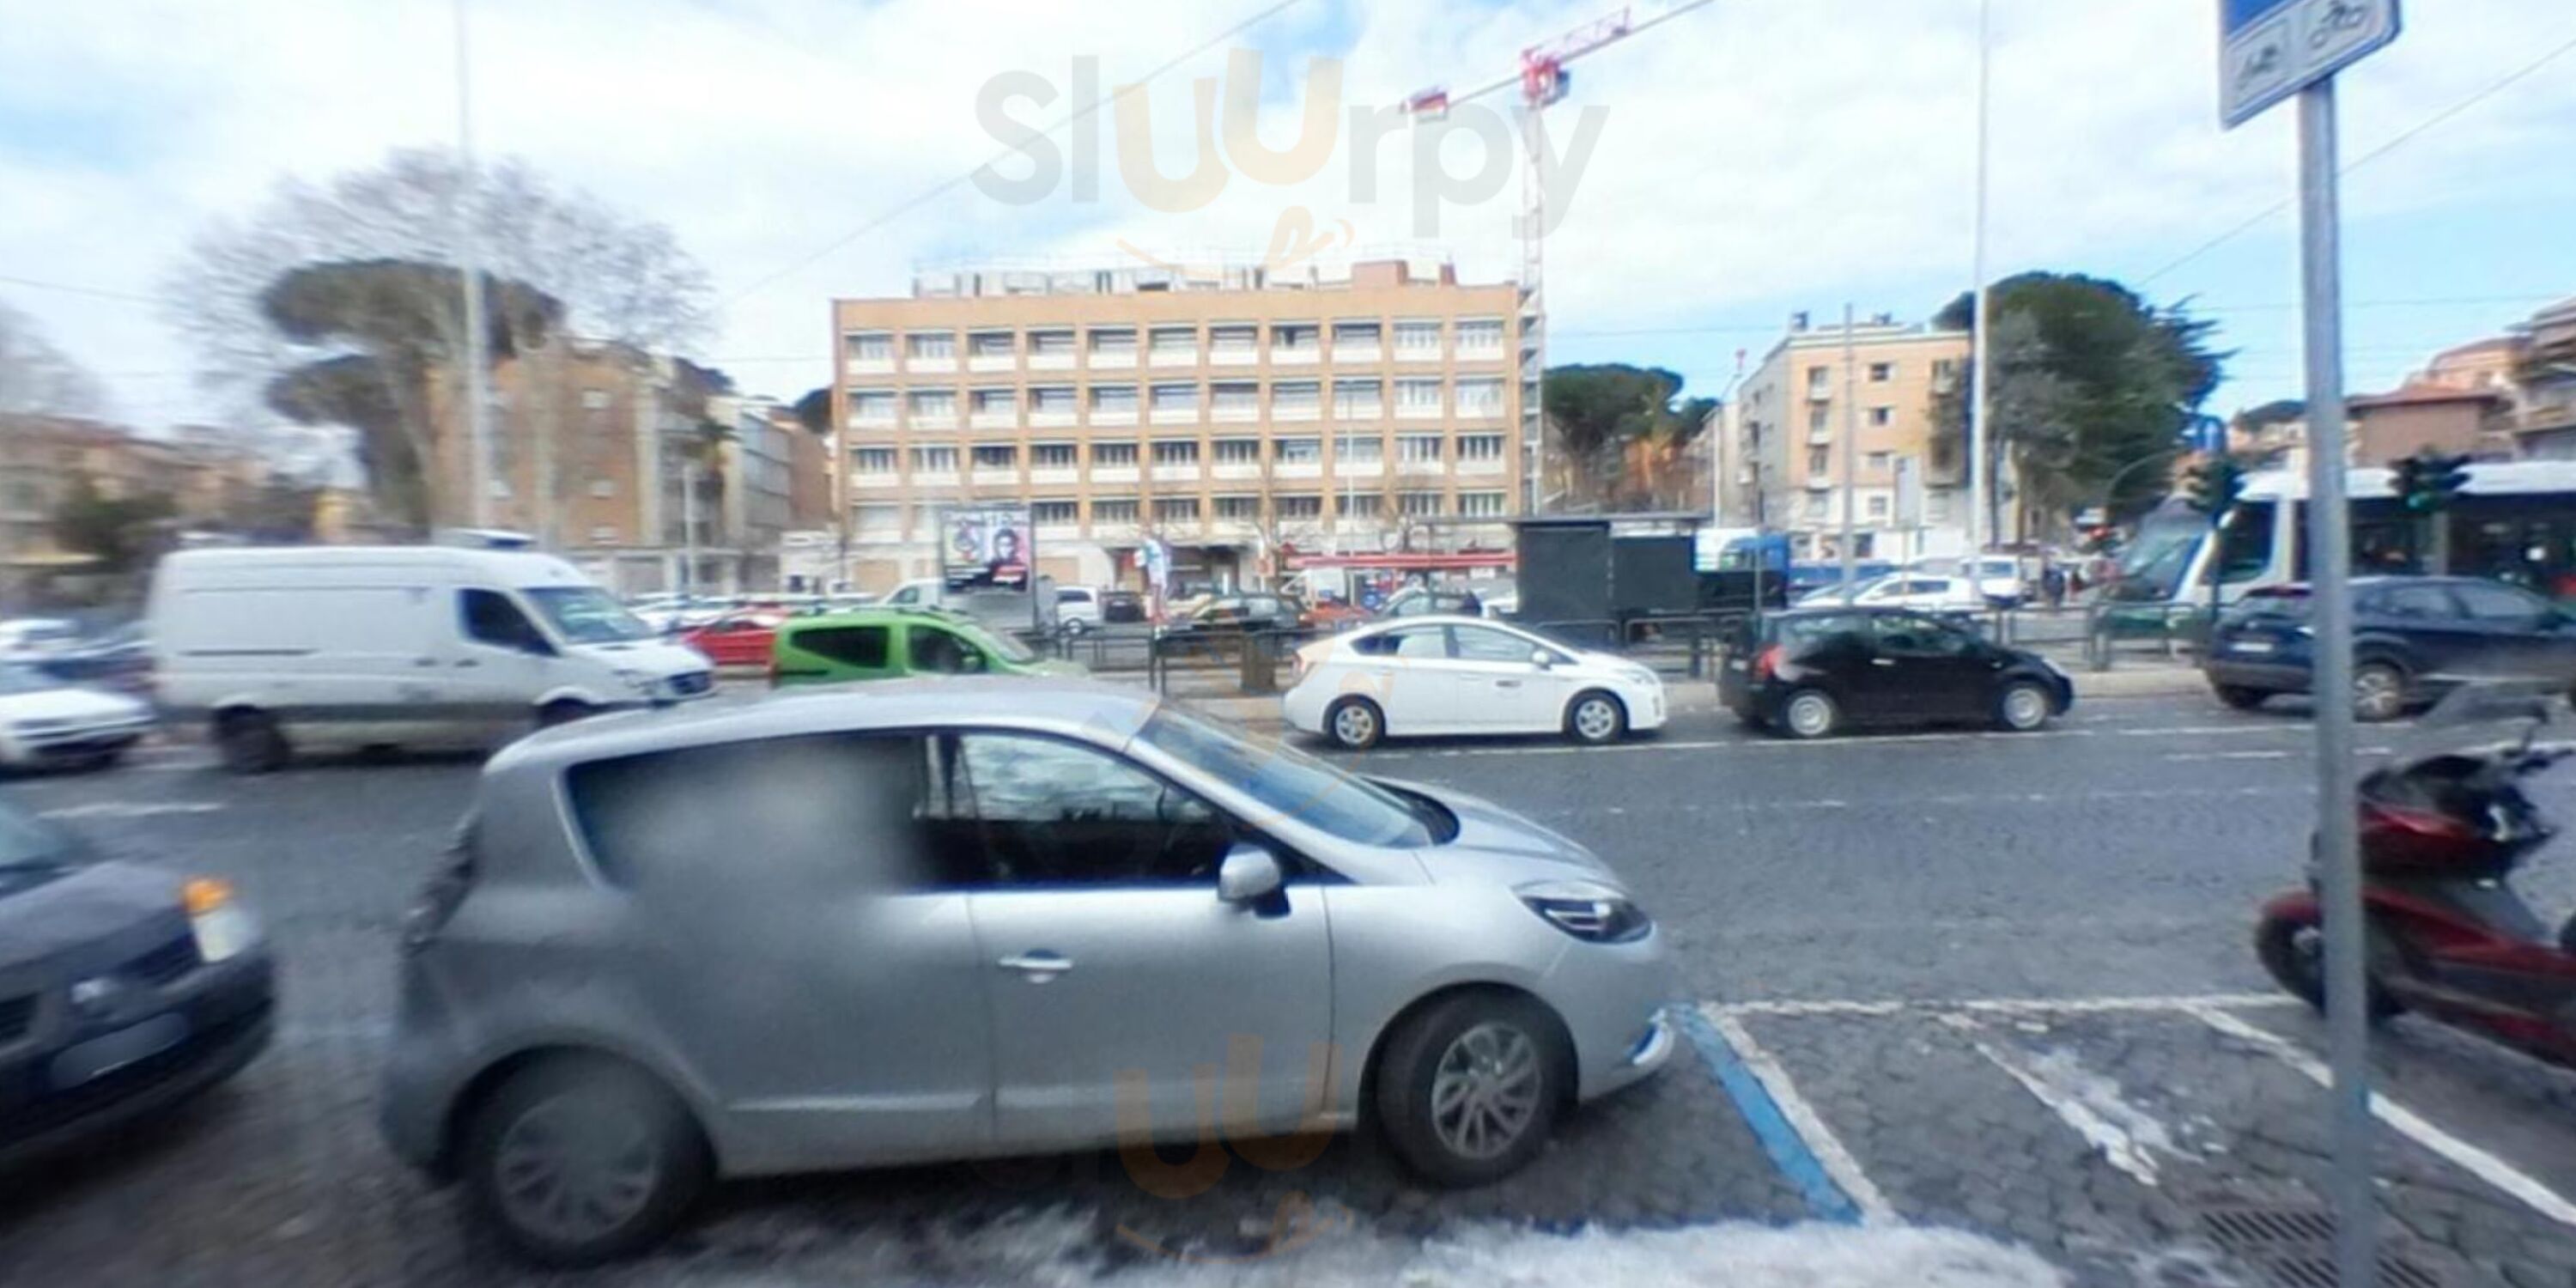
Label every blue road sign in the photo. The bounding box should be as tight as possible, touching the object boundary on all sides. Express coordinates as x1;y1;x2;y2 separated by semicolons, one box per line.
2220;0;2401;129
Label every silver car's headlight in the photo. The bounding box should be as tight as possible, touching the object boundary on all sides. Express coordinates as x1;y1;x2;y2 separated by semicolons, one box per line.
1517;878;1651;944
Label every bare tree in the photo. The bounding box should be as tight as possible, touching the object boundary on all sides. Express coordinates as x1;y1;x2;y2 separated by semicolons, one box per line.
0;300;105;417
162;148;714;528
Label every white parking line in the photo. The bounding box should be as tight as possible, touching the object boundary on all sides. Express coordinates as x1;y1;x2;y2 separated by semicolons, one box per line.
1367;723;2308;760
36;801;227;820
1714;993;2295;1018
2188;1005;2576;1230
1700;1006;1897;1224
1949;1015;2187;1188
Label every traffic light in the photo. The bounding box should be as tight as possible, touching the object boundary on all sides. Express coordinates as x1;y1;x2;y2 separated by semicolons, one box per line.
2185;456;2246;518
2392;451;2473;513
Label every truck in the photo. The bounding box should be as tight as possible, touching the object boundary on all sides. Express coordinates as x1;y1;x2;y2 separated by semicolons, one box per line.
1513;515;1788;645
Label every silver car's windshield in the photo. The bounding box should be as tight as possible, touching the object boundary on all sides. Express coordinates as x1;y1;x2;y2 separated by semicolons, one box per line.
525;586;655;644
1137;705;1432;848
0;664;59;695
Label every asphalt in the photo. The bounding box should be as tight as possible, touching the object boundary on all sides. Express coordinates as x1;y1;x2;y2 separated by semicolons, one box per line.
6;690;2576;1285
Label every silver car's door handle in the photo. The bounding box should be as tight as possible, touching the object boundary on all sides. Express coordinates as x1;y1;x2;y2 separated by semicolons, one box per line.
998;951;1073;978
1496;679;1522;688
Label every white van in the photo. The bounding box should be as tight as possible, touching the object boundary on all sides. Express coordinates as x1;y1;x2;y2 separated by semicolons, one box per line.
149;545;714;772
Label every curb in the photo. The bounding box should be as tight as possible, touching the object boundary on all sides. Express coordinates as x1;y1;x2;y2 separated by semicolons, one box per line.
2070;667;2209;699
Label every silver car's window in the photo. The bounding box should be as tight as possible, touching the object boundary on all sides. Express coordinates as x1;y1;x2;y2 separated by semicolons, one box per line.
936;732;1228;887
567;734;931;889
1137;706;1433;848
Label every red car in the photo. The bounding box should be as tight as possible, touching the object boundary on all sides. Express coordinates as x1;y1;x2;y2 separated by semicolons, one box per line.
679;611;786;668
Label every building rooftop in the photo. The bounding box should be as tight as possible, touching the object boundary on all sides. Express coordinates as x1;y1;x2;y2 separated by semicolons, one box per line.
883;254;1507;301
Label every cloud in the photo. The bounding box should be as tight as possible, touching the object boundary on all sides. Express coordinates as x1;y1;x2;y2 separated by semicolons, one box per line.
3;0;2574;429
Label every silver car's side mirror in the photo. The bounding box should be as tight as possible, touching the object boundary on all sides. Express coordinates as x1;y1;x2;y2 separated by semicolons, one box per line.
1217;843;1285;904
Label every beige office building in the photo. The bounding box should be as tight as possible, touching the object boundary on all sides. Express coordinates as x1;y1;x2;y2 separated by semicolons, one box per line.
828;258;1532;592
1725;313;1972;562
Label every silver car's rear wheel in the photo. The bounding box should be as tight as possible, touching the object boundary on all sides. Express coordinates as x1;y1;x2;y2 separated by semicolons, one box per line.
463;1059;708;1267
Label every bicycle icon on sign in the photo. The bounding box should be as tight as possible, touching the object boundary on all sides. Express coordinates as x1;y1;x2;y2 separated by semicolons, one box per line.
2309;0;2369;49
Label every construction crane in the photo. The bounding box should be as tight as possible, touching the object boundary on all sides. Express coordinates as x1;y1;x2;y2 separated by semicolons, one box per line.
1404;0;1721;512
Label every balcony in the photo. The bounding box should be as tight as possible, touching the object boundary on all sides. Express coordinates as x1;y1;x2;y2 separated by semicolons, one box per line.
850;408;897;430
1334;459;1383;478
1092;465;1140;484
1455;344;1505;364
1331;343;1382;365
1273;402;1321;423
1148;346;1199;368
968;346;1017;374
1271;344;1321;367
1030;407;1078;429
969;409;1016;431
1030;466;1079;486
1150;463;1202;483
912;470;960;487
1807;429;1834;446
1209;517;1258;538
1093;520;1142;542
1089;347;1137;369
1395;400;1442;420
1394;343;1442;364
1036;519;1081;538
852;473;901;489
1210;344;1258;367
1211;400;1259;424
1150;404;1200;426
1212;461;1261;482
1155;518;1206;538
843;355;895;378
905;354;957;374
2508;388;2576;435
1273;460;1322;480
907;407;961;432
1455;401;1504;423
1333;401;1384;422
1397;458;1443;477
972;467;1019;488
1458;458;1506;476
1091;406;1139;427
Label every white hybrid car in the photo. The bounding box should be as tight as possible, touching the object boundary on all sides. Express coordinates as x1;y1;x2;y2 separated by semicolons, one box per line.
0;663;154;771
1283;616;1667;750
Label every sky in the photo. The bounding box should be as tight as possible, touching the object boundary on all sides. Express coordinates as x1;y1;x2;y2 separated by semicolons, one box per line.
4;0;2576;446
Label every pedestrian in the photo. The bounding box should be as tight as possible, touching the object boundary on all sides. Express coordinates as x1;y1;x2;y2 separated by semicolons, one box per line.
2042;564;2067;611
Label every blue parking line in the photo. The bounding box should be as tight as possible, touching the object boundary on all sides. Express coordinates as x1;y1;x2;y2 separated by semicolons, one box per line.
1674;1004;1862;1224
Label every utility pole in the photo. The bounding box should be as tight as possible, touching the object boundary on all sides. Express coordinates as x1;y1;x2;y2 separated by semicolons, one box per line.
1838;303;1858;602
453;0;492;531
1965;0;1994;562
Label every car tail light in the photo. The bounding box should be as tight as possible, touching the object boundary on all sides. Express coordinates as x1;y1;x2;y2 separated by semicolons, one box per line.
1751;644;1783;682
404;813;481;953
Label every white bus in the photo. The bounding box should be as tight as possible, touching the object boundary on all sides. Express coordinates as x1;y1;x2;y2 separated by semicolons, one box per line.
2102;460;2576;616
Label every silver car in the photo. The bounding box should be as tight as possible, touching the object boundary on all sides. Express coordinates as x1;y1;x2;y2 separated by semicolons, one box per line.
380;679;1677;1265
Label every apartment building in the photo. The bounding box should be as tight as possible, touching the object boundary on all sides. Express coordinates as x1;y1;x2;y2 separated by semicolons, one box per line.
829;257;1531;592
1728;313;1971;562
1;415;271;597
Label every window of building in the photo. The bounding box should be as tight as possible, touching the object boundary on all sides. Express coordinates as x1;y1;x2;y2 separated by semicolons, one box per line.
1151;382;1200;410
1148;325;1198;354
854;447;899;474
850;390;896;420
1029;330;1076;356
1807;404;1831;432
908;389;957;419
1211;381;1259;413
1458;492;1507;518
1151;440;1200;465
1030;386;1076;414
1272;323;1319;351
1394;378;1443;412
1331;320;1381;346
1091;497;1139;523
1209;325;1256;354
1807;365;1832;393
1153;496;1200;522
1091;441;1139;466
1400;491;1443;517
908;331;956;360
1931;358;1959;383
1456;434;1504;463
970;387;1017;415
1333;379;1382;416
590;479;617;499
1088;327;1136;355
1928;491;1954;522
1808;447;1830;474
1032;500;1079;526
854;503;902;533
846;331;894;362
1454;378;1504;414
911;446;958;473
972;444;1018;469
1455;319;1504;350
1272;380;1321;410
1867;495;1889;519
1868;361;1893;383
1030;442;1078;469
1213;495;1261;519
1866;451;1892;471
1277;495;1324;519
1273;437;1322;464
968;331;1015;358
580;389;611;410
1868;406;1893;427
1398;434;1443;463
1335;434;1382;463
1802;493;1828;520
1394;320;1443;353
1212;438;1261;464
1091;385;1139;413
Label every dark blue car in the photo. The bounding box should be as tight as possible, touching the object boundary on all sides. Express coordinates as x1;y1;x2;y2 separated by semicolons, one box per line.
2202;576;2576;721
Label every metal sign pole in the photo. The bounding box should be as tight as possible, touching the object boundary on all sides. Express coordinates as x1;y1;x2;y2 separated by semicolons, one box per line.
2296;75;2375;1288
1838;303;1858;602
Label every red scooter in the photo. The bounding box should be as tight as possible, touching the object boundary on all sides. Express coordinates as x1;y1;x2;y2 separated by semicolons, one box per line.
2257;690;2576;1069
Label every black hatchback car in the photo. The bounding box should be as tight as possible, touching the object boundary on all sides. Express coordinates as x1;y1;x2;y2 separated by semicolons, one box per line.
1721;607;2074;738
2203;576;2576;721
0;801;274;1170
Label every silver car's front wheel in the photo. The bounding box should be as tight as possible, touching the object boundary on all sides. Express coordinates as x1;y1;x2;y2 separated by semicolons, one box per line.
1376;993;1565;1187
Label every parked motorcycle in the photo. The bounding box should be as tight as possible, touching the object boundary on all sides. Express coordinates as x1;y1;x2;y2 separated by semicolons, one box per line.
2257;684;2576;1068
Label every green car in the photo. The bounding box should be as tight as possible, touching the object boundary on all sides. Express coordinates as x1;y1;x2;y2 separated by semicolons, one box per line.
769;607;1088;686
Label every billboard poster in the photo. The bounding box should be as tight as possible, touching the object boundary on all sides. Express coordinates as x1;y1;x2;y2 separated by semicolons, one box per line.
942;505;1033;587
